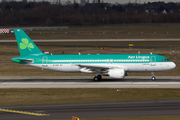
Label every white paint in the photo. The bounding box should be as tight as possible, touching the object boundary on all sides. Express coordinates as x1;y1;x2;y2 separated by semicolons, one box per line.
28;61;176;79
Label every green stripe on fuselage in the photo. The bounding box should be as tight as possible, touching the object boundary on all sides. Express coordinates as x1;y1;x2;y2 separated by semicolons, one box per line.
12;54;170;64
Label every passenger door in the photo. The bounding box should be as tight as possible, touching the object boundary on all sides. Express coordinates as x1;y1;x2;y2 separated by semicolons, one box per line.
150;56;156;66
42;56;48;69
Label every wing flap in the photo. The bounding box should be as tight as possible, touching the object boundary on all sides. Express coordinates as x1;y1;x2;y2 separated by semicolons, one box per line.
76;64;128;73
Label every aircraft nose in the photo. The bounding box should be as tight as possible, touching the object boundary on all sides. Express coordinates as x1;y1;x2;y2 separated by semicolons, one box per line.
170;62;176;69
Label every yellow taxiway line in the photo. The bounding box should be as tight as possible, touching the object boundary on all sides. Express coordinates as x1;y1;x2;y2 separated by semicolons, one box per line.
0;108;49;116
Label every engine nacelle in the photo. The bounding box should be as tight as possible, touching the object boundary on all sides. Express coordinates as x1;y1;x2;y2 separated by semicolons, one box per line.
108;68;125;79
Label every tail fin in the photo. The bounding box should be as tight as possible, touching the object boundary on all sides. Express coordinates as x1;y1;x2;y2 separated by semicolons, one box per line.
14;29;44;56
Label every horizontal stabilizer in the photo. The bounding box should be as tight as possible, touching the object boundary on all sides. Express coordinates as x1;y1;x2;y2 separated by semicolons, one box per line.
12;58;34;63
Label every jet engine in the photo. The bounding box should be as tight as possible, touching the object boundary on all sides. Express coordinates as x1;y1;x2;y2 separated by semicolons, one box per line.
108;68;125;79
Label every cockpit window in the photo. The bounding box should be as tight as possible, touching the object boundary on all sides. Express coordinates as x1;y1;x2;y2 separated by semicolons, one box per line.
163;59;169;62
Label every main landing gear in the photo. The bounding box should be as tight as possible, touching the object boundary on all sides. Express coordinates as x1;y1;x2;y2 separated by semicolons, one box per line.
94;74;102;81
151;72;156;81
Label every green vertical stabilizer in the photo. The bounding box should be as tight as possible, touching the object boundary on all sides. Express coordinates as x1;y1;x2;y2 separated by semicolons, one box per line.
14;29;44;56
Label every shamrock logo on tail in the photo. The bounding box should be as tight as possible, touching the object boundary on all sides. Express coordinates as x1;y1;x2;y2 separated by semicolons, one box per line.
19;38;34;51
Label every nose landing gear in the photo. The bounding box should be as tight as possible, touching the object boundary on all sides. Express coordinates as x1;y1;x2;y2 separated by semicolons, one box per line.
151;72;156;81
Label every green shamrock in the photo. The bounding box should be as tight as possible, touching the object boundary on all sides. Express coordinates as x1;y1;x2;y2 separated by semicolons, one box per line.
19;38;34;51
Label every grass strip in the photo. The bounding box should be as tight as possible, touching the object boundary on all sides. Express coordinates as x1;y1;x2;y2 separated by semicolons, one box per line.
0;88;180;106
1;25;180;40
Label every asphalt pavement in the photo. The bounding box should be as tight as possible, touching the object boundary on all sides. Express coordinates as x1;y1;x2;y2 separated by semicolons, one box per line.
1;98;180;120
1;39;180;42
0;76;180;88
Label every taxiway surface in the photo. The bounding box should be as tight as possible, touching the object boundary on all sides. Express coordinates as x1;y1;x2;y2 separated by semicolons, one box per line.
1;98;180;120
0;76;180;88
1;39;180;42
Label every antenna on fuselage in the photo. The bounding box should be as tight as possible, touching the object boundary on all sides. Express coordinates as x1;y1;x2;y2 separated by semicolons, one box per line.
78;52;81;55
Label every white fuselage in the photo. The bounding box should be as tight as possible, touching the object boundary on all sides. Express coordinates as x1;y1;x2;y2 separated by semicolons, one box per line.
29;62;176;73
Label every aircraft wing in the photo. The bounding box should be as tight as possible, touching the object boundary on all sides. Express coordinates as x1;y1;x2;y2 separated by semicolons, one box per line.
77;64;117;69
76;64;128;73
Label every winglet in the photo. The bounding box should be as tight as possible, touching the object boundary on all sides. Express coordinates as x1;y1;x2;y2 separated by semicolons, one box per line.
14;29;44;56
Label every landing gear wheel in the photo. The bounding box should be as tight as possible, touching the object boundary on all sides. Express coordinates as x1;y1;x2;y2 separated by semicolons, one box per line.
97;75;102;80
151;77;156;81
151;72;156;81
94;76;99;81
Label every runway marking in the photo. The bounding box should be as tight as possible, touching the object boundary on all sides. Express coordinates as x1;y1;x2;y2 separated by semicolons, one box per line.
0;108;49;116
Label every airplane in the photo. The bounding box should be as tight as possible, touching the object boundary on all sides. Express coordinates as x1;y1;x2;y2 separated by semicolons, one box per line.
11;29;176;81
